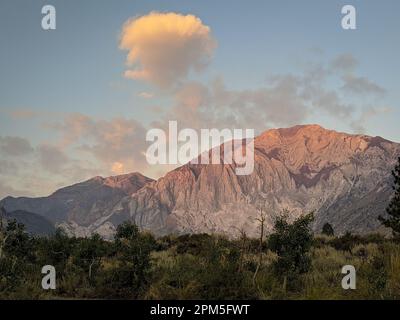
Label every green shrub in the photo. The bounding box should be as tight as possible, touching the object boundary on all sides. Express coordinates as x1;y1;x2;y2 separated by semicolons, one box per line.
268;213;314;285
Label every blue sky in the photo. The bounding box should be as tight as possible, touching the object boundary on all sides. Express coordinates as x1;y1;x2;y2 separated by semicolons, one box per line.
0;0;399;197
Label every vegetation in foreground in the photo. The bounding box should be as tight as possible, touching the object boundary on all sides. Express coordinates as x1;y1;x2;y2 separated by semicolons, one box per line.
1;215;400;300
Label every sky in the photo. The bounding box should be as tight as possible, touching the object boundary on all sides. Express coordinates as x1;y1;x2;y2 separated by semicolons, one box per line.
0;0;399;198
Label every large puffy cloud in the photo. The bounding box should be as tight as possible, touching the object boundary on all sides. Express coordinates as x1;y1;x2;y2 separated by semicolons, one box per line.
120;12;216;88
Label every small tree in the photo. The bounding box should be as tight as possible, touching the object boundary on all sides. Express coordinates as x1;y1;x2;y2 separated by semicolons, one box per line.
0;208;32;262
0;207;7;260
36;228;74;277
115;222;140;242
322;222;334;236
102;221;155;298
268;212;314;286
0;217;33;293
379;157;400;236
73;234;106;282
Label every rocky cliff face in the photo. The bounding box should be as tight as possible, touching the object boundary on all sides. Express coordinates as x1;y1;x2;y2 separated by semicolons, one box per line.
1;125;399;238
110;125;400;237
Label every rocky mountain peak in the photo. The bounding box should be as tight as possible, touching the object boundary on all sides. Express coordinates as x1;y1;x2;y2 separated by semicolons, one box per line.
255;125;395;174
0;172;154;238
110;125;399;238
1;125;399;239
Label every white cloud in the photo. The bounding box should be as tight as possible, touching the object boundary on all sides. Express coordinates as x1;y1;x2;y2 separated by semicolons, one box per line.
120;12;216;89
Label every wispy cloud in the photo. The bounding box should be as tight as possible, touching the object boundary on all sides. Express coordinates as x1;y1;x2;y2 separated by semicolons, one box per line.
331;53;358;72
0;136;34;156
138;91;154;99
47;114;149;176
37;144;70;174
341;74;386;96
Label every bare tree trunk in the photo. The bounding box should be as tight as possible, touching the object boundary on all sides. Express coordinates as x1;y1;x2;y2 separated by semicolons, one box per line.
253;209;266;285
89;258;95;279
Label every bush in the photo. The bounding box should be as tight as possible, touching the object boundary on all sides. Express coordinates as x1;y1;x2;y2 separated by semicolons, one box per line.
97;222;155;298
322;223;334;236
268;213;314;285
328;232;362;252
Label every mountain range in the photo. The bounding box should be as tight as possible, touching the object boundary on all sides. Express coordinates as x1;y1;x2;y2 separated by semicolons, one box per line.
1;124;399;238
1;172;153;238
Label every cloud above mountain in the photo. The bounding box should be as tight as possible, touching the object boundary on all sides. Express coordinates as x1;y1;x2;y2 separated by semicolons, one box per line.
158;54;377;134
341;74;386;96
331;53;358;72
47;114;149;176
0;136;34;156
38;144;70;174
120;12;216;89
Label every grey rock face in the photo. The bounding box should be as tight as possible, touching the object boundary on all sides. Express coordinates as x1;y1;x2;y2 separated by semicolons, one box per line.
113;125;400;237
